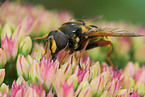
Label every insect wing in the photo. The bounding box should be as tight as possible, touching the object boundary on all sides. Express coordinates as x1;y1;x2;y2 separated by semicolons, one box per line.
85;26;145;37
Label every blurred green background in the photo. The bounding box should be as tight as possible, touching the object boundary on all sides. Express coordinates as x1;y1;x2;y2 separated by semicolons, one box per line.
11;0;145;26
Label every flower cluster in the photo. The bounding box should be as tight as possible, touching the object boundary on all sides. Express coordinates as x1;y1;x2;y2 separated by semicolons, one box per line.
0;2;145;97
1;54;145;97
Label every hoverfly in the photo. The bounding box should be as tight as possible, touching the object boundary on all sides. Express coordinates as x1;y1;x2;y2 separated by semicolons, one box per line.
33;20;145;68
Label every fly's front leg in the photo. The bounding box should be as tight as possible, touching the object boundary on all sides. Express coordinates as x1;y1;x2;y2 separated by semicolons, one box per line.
59;50;71;67
43;42;48;57
78;39;90;69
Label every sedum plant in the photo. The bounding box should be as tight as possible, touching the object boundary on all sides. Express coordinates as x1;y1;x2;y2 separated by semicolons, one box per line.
0;2;145;97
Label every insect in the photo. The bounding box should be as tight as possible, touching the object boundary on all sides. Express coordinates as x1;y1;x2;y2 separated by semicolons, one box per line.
33;20;145;68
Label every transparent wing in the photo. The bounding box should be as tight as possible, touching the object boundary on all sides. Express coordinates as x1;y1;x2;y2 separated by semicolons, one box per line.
85;26;145;37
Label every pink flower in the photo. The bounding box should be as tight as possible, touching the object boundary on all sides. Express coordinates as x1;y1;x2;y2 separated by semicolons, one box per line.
78;87;92;97
39;57;55;90
77;68;87;84
11;81;25;97
123;62;135;77
57;81;74;97
1;34;18;61
12;25;25;42
47;88;54;97
0;83;9;97
0;48;7;68
90;72;108;96
21;16;38;35
129;89;142;97
31;84;46;97
11;81;46;97
134;66;145;83
105;78;122;96
16;54;30;80
0;69;5;85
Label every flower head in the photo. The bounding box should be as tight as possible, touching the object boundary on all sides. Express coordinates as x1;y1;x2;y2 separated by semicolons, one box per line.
57;81;74;97
0;83;9;97
16;54;30;80
0;48;7;68
0;69;5;85
18;36;32;56
1;34;18;61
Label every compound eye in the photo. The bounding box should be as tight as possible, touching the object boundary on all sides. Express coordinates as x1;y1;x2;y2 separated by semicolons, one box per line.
48;30;68;54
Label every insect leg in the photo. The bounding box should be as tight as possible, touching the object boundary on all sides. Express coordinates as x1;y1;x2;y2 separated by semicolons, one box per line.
106;42;114;67
33;34;48;40
78;39;90;69
43;42;48;57
59;50;71;67
85;40;114;67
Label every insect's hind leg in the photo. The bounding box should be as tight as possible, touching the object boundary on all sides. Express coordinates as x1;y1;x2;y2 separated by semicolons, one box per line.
106;42;114;67
86;40;114;67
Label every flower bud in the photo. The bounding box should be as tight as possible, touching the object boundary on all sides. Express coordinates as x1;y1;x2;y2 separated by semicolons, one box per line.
1;24;12;39
134;81;145;95
25;87;40;97
67;74;78;90
105;79;122;96
129;89;142;97
0;48;7;68
16;54;30;80
29;60;42;83
18;36;32;55
90;61;100;81
47;88;54;97
134;66;145;83
0;69;5;84
52;69;65;93
12;25;25;42
78;87;92;97
122;76;135;89
1;34;18;61
123;62;135;77
16;76;26;86
0;83;9;97
82;71;89;82
90;72;108;96
77;69;87;84
71;55;77;72
57;82;74;97
40;58;55;90
61;62;72;80
11;81;28;97
75;81;90;96
31;84;46;97
116;89;128;97
31;43;45;63
25;55;33;65
100;90;108;97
